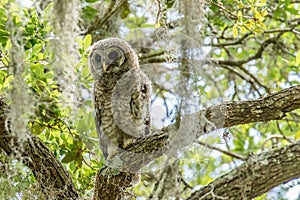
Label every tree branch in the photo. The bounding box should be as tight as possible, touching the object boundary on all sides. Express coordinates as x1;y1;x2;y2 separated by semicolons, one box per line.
94;85;300;198
207;85;300;128
93;168;134;200
85;0;127;35
215;36;279;67
197;141;247;160
187;140;300;199
0;97;78;199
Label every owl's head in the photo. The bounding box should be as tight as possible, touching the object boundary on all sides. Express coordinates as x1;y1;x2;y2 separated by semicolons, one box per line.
89;38;139;79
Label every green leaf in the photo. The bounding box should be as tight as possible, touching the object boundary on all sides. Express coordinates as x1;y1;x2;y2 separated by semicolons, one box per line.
81;65;90;78
253;27;264;33
82;6;98;21
85;0;98;2
25;24;35;35
62;151;77;163
254;10;263;20
32;123;45;135
25;40;32;49
36;80;47;91
274;8;285;19
295;130;300;140
121;2;130;19
0;29;9;46
32;43;43;55
233;25;238;38
237;11;243;18
237;2;245;9
0;29;9;37
286;8;299;15
261;9;268;17
83;34;92;51
76;118;88;135
3;75;13;89
296;50;300;66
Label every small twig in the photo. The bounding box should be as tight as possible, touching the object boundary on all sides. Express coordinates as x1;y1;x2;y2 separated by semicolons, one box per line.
139;50;165;61
86;0;127;34
149;167;167;199
82;155;95;170
156;0;161;25
220;65;262;96
212;33;251;47
261;134;293;150
198;141;247;160
181;177;193;190
276;121;294;144
237;65;271;94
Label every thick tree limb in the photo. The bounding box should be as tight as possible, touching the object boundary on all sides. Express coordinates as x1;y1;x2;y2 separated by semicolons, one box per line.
0;97;78;199
187;140;300;200
93;169;134;200
206;85;300;128
129;84;300;163
215;36;280;67
94;85;300;198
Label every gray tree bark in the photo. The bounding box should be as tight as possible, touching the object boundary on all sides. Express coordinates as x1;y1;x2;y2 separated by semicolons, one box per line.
0;97;78;200
188;140;300;199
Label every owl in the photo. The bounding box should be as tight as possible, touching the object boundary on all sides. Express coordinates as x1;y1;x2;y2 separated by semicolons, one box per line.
89;38;152;160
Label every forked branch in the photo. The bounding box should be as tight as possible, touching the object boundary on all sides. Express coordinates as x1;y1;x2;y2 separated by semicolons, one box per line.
94;85;300;198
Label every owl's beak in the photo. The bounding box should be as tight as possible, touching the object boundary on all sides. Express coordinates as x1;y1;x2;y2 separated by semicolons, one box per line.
102;62;108;72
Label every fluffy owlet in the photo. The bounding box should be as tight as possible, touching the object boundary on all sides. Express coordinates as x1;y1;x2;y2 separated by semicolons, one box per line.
89;38;152;160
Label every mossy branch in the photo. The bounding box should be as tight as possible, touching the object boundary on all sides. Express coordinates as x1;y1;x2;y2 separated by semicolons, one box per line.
0;97;79;200
188;140;300;199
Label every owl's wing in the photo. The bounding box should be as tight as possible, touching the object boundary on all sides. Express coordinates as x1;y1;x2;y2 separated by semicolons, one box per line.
130;71;151;136
112;68;152;138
